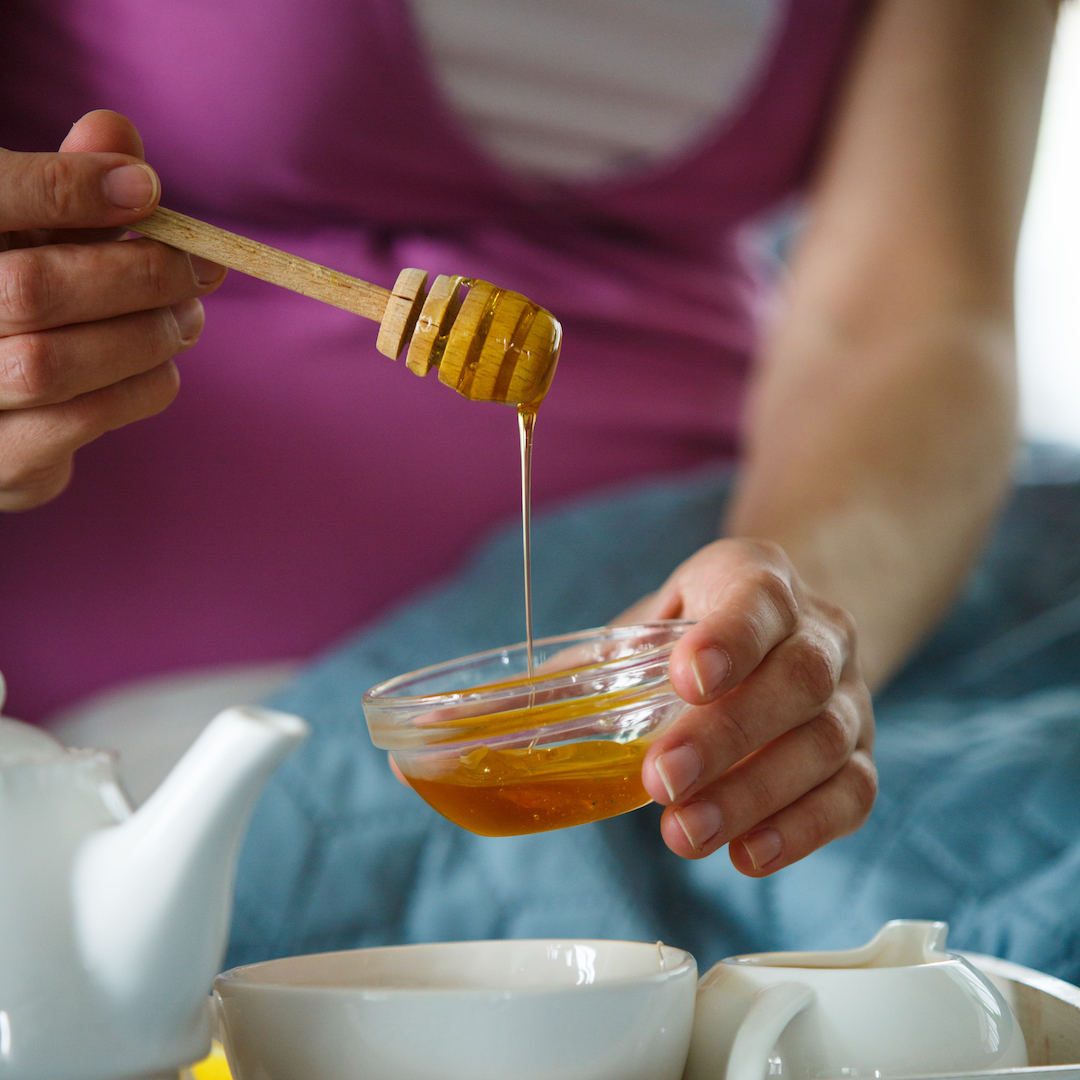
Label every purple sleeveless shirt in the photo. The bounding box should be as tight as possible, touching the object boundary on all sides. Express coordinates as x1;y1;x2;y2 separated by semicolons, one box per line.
0;0;868;719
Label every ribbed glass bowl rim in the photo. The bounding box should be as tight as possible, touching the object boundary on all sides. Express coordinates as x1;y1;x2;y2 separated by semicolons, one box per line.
362;621;693;713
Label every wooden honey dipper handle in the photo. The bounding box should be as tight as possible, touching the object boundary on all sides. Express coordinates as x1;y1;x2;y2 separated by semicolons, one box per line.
131;207;561;403
131;207;429;358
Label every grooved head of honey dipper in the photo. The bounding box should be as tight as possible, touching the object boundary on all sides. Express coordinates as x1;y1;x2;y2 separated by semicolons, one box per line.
436;281;562;406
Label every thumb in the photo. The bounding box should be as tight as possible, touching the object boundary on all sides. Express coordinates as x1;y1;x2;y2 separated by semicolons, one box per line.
0;111;159;233
59;108;146;158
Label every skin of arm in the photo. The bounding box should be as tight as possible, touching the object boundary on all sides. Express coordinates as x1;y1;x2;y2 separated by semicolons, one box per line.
628;0;1059;872
728;0;1058;689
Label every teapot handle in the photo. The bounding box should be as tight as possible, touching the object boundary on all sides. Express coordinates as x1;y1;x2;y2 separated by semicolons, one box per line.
725;981;816;1080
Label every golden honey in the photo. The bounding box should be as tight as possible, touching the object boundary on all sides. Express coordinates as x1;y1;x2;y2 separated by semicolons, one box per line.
434;280;561;406
399;737;654;836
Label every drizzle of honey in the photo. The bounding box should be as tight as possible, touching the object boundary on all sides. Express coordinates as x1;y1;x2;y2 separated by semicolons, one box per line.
400;737;654;836
518;403;537;678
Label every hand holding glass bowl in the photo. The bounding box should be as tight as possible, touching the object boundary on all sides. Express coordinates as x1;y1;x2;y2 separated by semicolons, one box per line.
365;535;876;874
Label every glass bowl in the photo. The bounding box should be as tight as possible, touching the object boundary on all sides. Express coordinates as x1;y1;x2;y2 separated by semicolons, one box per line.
362;622;693;836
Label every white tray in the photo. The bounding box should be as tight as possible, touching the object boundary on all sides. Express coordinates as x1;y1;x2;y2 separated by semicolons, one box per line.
908;953;1080;1080
176;952;1080;1080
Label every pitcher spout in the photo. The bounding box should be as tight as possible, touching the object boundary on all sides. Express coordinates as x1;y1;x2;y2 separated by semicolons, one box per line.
73;706;308;1034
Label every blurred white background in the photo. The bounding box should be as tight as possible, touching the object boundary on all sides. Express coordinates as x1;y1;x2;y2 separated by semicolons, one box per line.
1017;3;1080;446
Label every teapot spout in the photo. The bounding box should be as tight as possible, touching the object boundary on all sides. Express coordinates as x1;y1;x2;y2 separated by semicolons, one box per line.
73;706;308;1031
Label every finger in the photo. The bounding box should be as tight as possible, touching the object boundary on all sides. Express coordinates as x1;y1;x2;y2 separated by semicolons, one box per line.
0;147;160;233
656;682;869;859
41;111;149;246
2;227;132;253
643;617;853;805
728;751;878;876
59;109;146;158
668;541;800;705
0;112;150;250
0;360;180;510
1;229;68;253
0;299;204;409
0;238;225;335
388;754;414;788
610;590;678;626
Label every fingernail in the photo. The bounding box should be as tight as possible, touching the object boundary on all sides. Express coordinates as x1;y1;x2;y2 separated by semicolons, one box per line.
742;828;782;870
654;745;702;802
171;298;204;343
189;254;225;286
102;163;159;209
673;801;723;852
690;647;729;699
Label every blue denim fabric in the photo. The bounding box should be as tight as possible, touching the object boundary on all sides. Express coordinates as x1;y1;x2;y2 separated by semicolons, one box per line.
228;446;1080;983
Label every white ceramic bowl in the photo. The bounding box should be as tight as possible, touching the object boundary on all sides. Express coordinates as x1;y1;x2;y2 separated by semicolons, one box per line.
214;939;697;1080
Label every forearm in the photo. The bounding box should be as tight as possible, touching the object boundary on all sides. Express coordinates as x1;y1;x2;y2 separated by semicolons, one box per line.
726;312;1016;689
725;0;1056;689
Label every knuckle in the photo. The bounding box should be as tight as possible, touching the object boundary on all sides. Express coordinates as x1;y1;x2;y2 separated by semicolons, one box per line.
0;250;53;328
748;538;788;566
844;753;879;824
716;705;758;761
153;359;181;405
75;360;182;439
36;155;79;222
0;434;70;503
740;765;780;819
802;795;838;852
821;596;858;649
808;706;856;764
788;636;839;705
124;308;177;368
732;607;771;661
0;334;61;404
162;360;181;399
118;361;180;421
149;307;181;355
62;386;112;431
836;604;857;643
134;243;174;305
753;566;799;632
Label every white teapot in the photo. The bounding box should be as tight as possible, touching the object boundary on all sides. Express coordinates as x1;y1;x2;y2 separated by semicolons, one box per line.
0;672;308;1080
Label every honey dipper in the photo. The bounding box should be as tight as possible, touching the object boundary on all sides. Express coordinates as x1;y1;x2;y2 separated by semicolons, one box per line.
132;207;562;406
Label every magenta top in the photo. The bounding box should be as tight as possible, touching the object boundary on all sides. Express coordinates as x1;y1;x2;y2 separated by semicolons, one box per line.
0;0;867;720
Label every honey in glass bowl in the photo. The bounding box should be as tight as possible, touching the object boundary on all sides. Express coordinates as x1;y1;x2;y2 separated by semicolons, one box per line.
362;622;693;836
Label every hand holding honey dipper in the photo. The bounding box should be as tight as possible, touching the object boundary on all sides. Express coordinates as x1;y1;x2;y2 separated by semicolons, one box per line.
0;111;226;510
0;110;559;513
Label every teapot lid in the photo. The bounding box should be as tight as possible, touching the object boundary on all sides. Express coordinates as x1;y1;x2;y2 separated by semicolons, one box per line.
0;672;70;765
0;718;71;765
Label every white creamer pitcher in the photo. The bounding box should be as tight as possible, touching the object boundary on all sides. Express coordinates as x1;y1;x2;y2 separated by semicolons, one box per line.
0;671;308;1080
684;920;1028;1080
